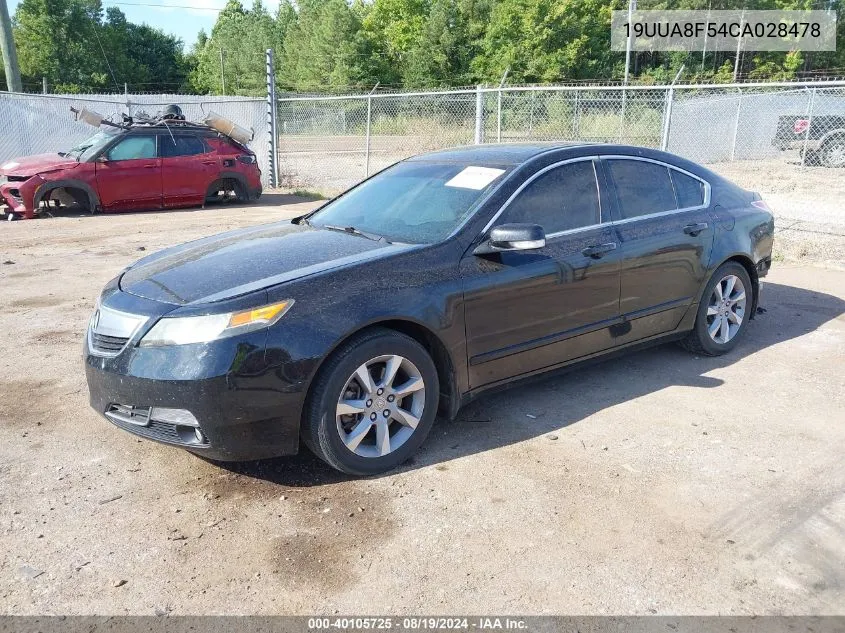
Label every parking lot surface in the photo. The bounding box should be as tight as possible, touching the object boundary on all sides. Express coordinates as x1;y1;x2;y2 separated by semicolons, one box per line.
1;198;843;614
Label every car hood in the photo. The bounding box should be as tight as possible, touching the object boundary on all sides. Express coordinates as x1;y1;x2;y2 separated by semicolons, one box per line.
120;222;418;305
0;153;79;176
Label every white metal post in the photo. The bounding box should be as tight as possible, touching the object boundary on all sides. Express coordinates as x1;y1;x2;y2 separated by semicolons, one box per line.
801;87;817;168
475;85;484;144
660;66;684;152
365;83;378;178
496;69;509;144
730;88;742;161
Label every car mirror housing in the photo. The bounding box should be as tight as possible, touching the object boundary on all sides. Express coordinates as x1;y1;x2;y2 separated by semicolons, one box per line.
475;223;546;254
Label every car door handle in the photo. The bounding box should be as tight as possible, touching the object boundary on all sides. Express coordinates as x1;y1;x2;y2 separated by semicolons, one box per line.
202;160;217;166
581;242;617;259
683;222;709;236
143;164;158;169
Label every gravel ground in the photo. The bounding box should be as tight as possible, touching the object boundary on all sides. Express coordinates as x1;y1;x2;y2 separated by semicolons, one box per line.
0;198;844;615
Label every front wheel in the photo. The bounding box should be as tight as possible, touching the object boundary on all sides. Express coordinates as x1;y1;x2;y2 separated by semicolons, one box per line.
820;137;845;168
302;328;440;476
681;262;753;356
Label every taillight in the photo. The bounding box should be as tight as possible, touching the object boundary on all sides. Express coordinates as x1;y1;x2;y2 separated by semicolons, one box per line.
237;155;256;165
751;199;772;213
793;119;809;134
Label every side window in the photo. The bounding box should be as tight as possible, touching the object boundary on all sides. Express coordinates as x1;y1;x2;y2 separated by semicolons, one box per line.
502;161;601;234
160;135;207;158
107;135;157;161
607;159;676;220
671;170;705;208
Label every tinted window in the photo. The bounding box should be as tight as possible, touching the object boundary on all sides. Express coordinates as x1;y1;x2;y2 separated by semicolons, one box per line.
608;159;676;220
671;170;705;208
161;135;206;158
308;161;509;244
502;161;600;233
107;135;156;161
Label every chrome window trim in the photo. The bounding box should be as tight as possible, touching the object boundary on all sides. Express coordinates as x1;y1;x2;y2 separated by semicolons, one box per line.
601;155;712;224
480;156;603;236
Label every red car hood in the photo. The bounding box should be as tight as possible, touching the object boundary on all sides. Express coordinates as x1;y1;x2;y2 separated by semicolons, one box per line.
0;154;79;176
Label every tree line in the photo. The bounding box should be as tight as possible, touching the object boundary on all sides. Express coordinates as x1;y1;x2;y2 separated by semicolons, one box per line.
5;0;845;95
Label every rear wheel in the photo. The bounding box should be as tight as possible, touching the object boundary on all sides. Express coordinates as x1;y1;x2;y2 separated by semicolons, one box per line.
820;136;845;168
302;328;439;476
681;262;753;356
205;178;247;204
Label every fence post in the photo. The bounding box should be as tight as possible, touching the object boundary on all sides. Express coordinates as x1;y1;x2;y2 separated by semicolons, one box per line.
475;85;484;144
496;69;508;143
730;88;742;161
365;83;379;179
265;48;277;188
800;87;817;168
572;90;579;138
660;66;684;152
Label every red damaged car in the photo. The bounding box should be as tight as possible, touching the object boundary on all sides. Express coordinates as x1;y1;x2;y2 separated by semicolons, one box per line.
0;106;262;220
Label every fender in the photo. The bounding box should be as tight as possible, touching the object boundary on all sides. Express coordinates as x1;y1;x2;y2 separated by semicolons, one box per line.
819;128;845;145
34;178;100;211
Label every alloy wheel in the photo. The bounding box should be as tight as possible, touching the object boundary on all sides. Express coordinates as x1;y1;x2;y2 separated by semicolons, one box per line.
335;354;426;458
706;274;747;344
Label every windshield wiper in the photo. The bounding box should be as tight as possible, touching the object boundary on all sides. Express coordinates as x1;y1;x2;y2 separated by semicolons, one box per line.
322;224;388;243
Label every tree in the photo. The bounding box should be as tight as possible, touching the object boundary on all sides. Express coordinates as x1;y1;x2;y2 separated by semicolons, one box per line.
13;0;187;92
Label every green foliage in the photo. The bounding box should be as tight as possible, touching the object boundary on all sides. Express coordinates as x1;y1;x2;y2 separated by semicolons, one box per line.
13;0;188;92
9;0;845;95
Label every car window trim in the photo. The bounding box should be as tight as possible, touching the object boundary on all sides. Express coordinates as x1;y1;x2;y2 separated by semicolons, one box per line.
601;155;711;224
479;156;605;238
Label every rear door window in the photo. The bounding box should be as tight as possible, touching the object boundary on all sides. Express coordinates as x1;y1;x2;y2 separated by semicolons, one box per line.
501;160;601;234
160;135;207;158
671;170;705;208
606;159;676;220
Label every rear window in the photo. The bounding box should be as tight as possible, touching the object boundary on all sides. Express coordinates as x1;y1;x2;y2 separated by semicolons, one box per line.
607;159;676;220
671;170;705;208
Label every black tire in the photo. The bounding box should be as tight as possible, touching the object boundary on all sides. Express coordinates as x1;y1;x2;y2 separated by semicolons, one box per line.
680;261;753;356
302;328;440;476
820;136;845;168
205;179;247;204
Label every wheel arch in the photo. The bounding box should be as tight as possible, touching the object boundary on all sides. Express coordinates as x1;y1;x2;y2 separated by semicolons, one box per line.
34;179;100;211
303;318;461;424
819;128;845;146
706;254;760;319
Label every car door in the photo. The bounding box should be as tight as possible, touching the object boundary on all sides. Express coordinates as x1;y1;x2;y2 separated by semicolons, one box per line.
159;134;218;208
602;156;714;341
95;134;162;211
461;158;622;389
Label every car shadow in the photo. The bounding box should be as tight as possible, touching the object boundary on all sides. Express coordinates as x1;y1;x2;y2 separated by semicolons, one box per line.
218;280;844;487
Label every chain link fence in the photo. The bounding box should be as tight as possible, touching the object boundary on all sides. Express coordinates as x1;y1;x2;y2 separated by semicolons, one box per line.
276;81;845;192
0;92;270;185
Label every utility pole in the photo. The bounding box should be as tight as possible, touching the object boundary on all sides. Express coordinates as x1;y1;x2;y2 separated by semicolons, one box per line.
623;0;637;84
0;0;22;92
219;48;226;95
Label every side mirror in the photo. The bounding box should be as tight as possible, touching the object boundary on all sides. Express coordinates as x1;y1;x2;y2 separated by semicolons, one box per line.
475;223;546;254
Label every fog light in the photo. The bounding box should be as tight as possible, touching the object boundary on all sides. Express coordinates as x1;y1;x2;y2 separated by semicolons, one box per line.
149;407;198;427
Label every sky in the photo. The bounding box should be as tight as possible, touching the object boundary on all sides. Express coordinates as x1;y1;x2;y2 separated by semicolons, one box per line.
6;0;280;49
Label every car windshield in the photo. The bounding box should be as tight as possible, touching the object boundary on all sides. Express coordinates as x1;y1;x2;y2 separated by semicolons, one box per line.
307;161;509;244
65;129;120;161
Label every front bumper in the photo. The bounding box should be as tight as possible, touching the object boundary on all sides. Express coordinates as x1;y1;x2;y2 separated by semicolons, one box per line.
86;361;303;460
83;289;306;461
773;138;822;152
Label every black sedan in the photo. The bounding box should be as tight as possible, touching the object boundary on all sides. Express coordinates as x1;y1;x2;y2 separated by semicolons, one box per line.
85;143;774;475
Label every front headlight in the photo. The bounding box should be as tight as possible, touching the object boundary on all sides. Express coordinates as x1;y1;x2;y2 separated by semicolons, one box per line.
139;300;293;347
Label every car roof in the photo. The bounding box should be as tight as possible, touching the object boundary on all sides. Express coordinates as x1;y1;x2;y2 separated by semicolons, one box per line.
406;142;592;166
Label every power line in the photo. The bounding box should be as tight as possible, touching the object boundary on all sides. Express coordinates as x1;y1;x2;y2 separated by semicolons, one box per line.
104;1;224;10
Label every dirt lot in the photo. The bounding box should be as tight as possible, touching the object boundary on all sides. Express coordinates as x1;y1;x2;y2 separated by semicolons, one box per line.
1;198;844;615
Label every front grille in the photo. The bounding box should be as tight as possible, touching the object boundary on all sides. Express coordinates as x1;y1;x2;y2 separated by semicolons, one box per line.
104;404;209;448
91;332;130;354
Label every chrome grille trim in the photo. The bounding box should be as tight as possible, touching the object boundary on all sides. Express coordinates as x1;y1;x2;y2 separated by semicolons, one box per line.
87;305;148;357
